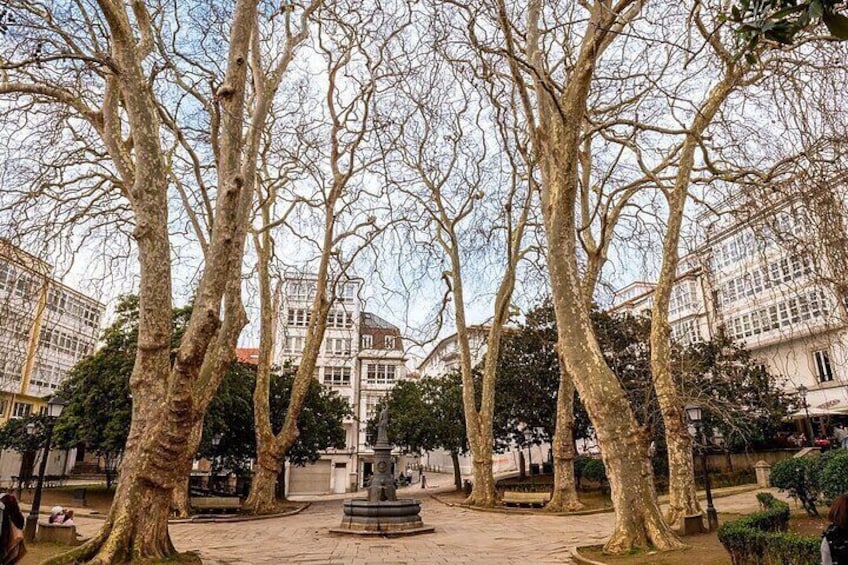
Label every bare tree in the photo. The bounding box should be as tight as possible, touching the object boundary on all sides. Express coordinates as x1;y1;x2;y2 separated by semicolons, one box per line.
0;1;316;560
243;1;407;513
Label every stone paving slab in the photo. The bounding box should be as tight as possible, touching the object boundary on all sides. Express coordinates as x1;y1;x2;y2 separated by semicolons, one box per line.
65;488;784;564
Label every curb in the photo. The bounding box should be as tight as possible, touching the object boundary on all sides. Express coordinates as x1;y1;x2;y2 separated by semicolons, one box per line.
570;546;608;565
429;484;760;517
427;493;612;517
168;502;310;524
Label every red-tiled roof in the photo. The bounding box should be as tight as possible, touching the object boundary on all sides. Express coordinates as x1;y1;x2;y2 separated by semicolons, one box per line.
235;347;260;365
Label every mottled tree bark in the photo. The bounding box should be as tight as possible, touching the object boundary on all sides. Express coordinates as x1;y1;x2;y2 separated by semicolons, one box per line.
547;369;583;512
451;451;463;491
491;0;685;551
650;67;742;530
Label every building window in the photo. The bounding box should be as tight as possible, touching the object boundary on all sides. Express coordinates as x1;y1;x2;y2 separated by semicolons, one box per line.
323;366;351;386
813;349;834;383
287;308;311;327
12;402;31;419
327;310;353;329
325;338;352;356
284;336;305;353
361;334;373;349
384;335;396;349
337;283;356;302
366;364;396;385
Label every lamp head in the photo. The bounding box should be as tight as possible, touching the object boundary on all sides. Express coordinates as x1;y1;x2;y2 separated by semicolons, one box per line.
46;396;67;418
685;404;702;423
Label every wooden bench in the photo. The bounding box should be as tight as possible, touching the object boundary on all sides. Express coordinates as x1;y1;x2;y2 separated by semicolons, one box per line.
502;491;551;508
189;496;242;513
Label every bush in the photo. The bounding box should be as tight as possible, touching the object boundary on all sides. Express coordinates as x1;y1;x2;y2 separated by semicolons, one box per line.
581;458;607;484
756;491;776;509
718;496;819;564
819;449;848;504
769;457;821;516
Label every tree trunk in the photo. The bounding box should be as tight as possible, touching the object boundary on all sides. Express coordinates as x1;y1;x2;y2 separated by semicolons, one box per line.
275;463;286;501
547;367;583;512
540;114;682;551
242;449;284;515
518;450;526;480
468;453;496;505
46;445;195;565
171;479;191;519
648;69;742;530
451;451;462;491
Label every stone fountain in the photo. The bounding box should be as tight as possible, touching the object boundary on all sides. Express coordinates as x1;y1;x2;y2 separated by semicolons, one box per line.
330;407;434;536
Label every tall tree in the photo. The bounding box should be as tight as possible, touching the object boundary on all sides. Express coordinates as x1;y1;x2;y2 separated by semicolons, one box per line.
368;373;470;491
486;0;684;551
0;1;319;559
244;0;403;514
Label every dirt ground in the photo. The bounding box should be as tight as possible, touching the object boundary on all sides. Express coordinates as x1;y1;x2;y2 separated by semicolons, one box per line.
581;509;828;565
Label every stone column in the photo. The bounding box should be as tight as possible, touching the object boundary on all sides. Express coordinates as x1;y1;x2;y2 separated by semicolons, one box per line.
754;460;771;488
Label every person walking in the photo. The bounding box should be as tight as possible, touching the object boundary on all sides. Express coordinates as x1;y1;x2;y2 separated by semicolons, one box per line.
405;466;413;485
834;423;848;449
822;495;848;564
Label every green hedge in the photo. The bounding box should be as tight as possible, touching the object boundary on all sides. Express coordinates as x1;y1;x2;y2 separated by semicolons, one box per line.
819;449;848;504
717;495;820;565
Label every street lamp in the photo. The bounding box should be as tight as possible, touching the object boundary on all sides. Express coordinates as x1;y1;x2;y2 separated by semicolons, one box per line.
685;404;718;532
25;396;66;542
797;385;813;447
211;433;223;492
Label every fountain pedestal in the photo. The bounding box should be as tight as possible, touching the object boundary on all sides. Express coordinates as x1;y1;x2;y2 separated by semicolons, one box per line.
330;408;434;536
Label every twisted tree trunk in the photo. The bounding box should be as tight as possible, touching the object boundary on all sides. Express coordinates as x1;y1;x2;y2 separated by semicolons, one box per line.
547;368;583;512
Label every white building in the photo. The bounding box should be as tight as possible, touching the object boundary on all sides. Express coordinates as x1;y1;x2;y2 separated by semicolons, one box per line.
275;274;409;494
611;193;848;416
417;327;546;476
0;239;103;420
0;239;104;481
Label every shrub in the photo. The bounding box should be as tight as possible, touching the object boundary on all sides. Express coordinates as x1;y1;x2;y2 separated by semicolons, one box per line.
769;457;821;516
718;496;819;565
819;449;848;504
581;458;607;484
756;491;776;509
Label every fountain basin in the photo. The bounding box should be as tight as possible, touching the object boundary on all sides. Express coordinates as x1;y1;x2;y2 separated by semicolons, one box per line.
330;499;434;536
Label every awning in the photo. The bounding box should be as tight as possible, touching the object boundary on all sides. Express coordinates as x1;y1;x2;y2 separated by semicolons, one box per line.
789;407;847;419
789;385;848;418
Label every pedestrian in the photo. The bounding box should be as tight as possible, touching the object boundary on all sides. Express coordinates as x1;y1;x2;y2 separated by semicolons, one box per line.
822;495;848;564
405;466;413;485
834;424;848;449
48;505;65;524
61;509;76;527
0;493;26;564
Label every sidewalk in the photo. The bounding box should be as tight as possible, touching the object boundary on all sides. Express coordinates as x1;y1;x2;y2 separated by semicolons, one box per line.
287;470;460;502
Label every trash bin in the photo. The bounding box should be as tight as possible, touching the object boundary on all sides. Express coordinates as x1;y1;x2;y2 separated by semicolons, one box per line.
530;463;540;476
463;479;473;497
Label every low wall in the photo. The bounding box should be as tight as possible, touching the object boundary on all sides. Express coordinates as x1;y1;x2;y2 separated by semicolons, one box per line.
704;449;800;474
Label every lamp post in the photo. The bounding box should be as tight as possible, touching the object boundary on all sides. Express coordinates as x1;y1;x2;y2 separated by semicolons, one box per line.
25;396;66;542
797;385;813;447
211;433;222;492
685;404;718;532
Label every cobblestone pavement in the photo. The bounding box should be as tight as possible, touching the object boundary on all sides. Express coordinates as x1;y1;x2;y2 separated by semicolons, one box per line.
67;488;779;564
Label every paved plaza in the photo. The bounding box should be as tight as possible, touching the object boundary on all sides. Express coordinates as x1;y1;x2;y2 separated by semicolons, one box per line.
63;486;779;564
